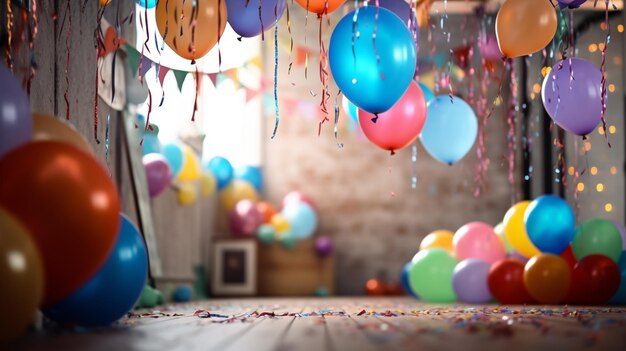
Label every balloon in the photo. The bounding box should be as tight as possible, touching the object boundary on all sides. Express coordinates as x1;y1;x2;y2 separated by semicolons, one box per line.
136;285;159;309
409;248;457;302
270;213;290;234
0;141;120;306
141;125;162;156
0;63;31;158
257;201;278;223
315;287;330;297
294;0;345;14
401;262;418;298
32;113;92;154
558;0;587;9
143;154;173;198
572;218;623;263
256;224;276;245
314;236;334;257
44;215;147;327
494;222;513;254
452;259;492;304
419;230;454;252
509;251;529;264
206;156;234;190
453;222;506;264
282;191;316;210
229;199;263;237
162;143;185;177
417;82;434;103
523;254;571;304
100;0;111;6
420;96;477;165
329;7;417;114
200;172;217;197
173;285;193;302
0;208;43;342
503;201;540;258
177;146;202;182
609;252;626;304
560;245;577;270
279;230;298;250
341;96;359;123
495;0;557;58
611;221;626;251
226;0;286;38
542;58;603;136
568;254;620;305
235;166;263;192
156;0;227;60
177;184;197;206
378;0;420;42
365;278;387;296
281;202;318;239
221;180;259;211
487;259;533;304
136;0;156;8
524;195;575;254
478;33;503;61
358;82;427;153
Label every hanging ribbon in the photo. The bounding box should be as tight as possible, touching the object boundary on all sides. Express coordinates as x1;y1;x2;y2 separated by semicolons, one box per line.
64;0;72;120
507;61;518;203
271;19;280;139
5;0;13;71
26;0;38;94
286;0;294;74
333;92;343;148
598;0;611;147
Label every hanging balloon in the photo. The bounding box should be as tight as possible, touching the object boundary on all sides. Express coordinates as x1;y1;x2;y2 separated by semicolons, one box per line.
205;156;234;190
568;254;620;305
221;180;259;211
44;215;148;327
32;113;93;154
143;154;173;198
409;248;457;303
0;141;120;306
136;0;156;8
417;82;435;104
487;258;533;304
378;0;420;40
541;58;603;136
341;96;359;123
558;0;587;9
314;236;334;257
229;200;263;237
0;208;44;342
329;7;417;114
453;222;506;264
281;202;318;239
523;254;571;304
234;166;263;193
452;259;492;304
358;82;427;154
226;0;286;38
420;96;477;165
177;146;202;182
200;172;217;197
294;0;345;14
419;230;454;253
524;195;575;255
155;0;227;60
177;184;198;206
503;201;540;258
572;218;623;263
162;143;185;178
270;213;291;235
609;253;626;304
0;64;32;158
495;0;557;58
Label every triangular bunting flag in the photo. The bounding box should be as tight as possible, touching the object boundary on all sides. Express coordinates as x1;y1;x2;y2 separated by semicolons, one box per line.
206;73;218;86
245;87;260;103
140;57;153;78
125;43;141;77
158;65;170;86
173;70;188;92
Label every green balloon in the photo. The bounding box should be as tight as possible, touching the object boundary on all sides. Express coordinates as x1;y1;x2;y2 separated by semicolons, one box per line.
257;224;276;245
154;289;165;305
573;218;623;263
495;223;514;253
137;285;158;308
409;248;457;302
280;231;298;250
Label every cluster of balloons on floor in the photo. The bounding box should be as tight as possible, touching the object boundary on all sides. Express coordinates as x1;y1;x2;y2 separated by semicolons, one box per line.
0;65;148;341
402;194;626;305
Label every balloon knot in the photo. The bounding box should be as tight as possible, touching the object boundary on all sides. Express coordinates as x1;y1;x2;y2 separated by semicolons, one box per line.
371;114;379;123
390;150;396;156
191;59;196;65
237;37;242;42
448;162;453;166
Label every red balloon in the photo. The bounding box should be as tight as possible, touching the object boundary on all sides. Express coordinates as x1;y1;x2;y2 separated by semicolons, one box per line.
560;245;577;270
365;278;386;296
229;200;262;237
488;259;534;304
358;81;427;154
0;141;120;306
281;191;316;210
568;254;620;305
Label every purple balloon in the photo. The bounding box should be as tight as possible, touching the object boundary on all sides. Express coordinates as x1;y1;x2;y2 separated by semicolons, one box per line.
542;58;604;136
452;259;493;303
612;221;626;251
558;0;587;9
226;0;286;38
229;200;262;237
379;0;420;40
315;236;334;257
143;153;173;198
0;64;32;158
478;33;502;61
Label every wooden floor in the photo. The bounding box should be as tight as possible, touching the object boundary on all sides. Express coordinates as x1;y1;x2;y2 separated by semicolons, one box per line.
10;298;626;351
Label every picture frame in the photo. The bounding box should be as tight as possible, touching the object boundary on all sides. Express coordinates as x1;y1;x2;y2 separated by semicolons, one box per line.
212;240;257;296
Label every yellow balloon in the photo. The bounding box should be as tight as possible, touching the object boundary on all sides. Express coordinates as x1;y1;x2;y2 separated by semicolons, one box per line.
503;201;540;258
419;230;454;252
177;146;201;182
176;184;197;206
200;172;216;198
0;208;44;342
270;214;291;235
32;113;93;154
495;0;557;58
220;180;259;211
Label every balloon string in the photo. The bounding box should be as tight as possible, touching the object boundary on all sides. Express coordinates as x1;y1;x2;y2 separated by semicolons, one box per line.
286;1;293;74
304;0;309;79
94;47;101;144
110;0;121;105
26;0;38;95
191;66;200;122
485;57;508;120
139;4;151;83
598;0;611;147
64;0;71;120
552;124;566;188
411;142;417;189
271;22;280;139
333;91;343;148
317;13;330;134
105;112;110;165
141;89;153;147
217;0;222;71
259;0;265;41
507;61;517;204
94;0;107;144
5;0;12;71
572;138;580;224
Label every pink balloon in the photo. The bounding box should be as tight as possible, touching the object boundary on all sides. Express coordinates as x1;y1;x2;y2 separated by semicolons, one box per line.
282;191;317;211
229;200;262;237
358;81;427;154
453;222;506;264
478;33;503;61
143;153;173;198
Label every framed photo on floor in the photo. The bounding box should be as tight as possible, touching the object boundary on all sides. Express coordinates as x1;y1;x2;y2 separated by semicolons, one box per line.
212;240;257;296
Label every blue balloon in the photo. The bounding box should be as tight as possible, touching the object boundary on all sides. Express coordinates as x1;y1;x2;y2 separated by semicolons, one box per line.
420;96;477;165
401;262;419;298
135;0;156;8
329;6;417;114
162;143;184;177
609;252;626;304
341;95;359;123
226;0;286;38
173;285;193;302
418;82;435;103
235;166;263;192
44;215;148;327
524;195;575;254
281;202;318;239
205;156;234;190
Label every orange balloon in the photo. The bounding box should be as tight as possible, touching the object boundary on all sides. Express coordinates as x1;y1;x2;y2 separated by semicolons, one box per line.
0;208;44;342
295;0;346;14
365;278;386;296
257;201;278;223
523;254;571;304
495;0;557;58
419;230;454;252
0;141;121;306
156;0;227;61
32;113;93;154
220;180;259;211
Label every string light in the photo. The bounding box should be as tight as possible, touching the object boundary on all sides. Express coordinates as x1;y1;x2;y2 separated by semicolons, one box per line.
541;66;551;77
599;126;605;135
568;166;575;176
577;183;585;192
618;24;624;33
596;183;604;192
532;84;541;94
598;43;606;51
610;166;618;174
588;44;598;53
608;84;616;92
605;203;613;213
609;125;617;134
584;141;592;151
591;166;598;175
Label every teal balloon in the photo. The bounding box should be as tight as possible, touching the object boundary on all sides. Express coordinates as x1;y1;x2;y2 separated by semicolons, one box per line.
280;231;298;250
329;6;417;114
573;218;623;263
205;156;234;190
420;96;477;165
257;224;275;245
409;248;457;302
609;252;626;304
524;195;575;255
341;96;359;123
281;202;318;239
162;143;184;177
141;124;162;155
235;166;263;192
135;0;156;8
418;82;435;103
315;287;330;297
